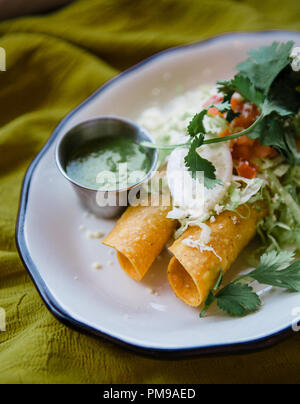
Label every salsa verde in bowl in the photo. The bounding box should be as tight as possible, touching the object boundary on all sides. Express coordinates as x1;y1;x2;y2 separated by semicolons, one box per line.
55;116;158;218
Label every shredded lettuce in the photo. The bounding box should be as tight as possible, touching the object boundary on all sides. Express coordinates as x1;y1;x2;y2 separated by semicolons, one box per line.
257;162;300;254
203;114;228;135
224;176;265;211
173;176;264;238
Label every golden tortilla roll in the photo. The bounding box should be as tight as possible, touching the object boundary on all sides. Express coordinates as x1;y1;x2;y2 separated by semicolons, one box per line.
103;205;177;281
168;204;267;307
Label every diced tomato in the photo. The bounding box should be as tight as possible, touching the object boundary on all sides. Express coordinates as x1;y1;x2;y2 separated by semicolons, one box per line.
203;95;225;117
230;136;254;160
207;106;220;116
237;161;257;179
202;94;224;108
253;142;277;159
203;93;278;170
219;128;232;138
232;109;260;130
233;135;255;147
229;95;274;165
231;98;260;130
231;144;252;161
230;95;244;112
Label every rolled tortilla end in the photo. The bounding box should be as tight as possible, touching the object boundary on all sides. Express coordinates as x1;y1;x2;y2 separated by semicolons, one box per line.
168;203;267;307
103;204;177;281
168;257;202;306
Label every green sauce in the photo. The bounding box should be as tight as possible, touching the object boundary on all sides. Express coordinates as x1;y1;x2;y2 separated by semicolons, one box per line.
66;135;151;190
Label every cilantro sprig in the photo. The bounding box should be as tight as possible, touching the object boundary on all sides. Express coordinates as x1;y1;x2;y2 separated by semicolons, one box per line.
200;251;300;317
236;41;294;95
184;135;221;189
142;41;300;188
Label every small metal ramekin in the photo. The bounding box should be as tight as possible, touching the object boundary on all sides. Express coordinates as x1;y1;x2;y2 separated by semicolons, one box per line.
55;116;158;219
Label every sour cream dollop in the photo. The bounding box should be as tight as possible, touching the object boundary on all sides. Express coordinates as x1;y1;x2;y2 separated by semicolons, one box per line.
167;141;233;221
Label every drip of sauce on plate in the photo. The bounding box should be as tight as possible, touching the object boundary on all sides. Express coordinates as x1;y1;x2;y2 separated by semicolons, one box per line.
66;135;151;190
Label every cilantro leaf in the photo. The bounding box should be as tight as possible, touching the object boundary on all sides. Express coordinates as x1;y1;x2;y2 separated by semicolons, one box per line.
248;115;299;164
237;41;294;95
230;74;265;107
219;75;292;119
258;250;295;269
187;111;207;137
217;80;235;102
261;99;293;117
184;134;205;177
214;101;231;113
226;109;240;123
218;41;295;102
217;80;241;122
268;66;300;114
216;283;261;317
215;100;241;122
248;251;300;292
217;42;296;148
184;135;220;189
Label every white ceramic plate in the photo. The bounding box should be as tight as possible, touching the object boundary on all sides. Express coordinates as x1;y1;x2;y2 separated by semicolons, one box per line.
17;31;300;358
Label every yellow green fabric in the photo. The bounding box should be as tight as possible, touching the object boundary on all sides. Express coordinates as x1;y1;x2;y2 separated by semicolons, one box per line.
0;0;299;384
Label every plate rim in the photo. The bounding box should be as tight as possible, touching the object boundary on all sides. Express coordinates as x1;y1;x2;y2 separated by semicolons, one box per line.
15;30;299;359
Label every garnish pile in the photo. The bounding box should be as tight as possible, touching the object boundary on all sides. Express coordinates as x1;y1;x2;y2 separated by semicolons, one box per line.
144;41;300;317
186;41;300;187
